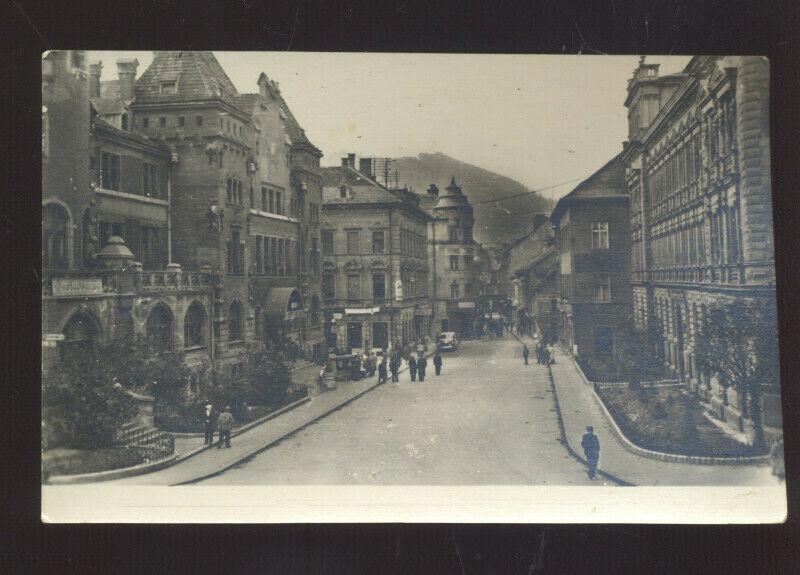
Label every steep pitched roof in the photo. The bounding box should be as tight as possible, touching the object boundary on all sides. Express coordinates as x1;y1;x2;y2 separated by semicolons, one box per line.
235;93;260;115
276;93;320;154
91;97;127;116
321;166;404;205
91;115;170;154
550;155;626;222
135;51;242;111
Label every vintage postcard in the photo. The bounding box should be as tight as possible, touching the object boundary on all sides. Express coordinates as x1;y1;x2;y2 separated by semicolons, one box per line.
41;51;786;523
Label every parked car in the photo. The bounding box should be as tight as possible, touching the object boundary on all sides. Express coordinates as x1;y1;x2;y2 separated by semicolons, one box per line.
437;331;459;351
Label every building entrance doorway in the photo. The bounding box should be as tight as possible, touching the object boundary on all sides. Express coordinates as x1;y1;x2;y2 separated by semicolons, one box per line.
372;322;388;349
347;322;363;351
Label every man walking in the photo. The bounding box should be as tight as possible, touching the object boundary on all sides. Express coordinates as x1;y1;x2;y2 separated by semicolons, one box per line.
216;406;234;449
433;350;443;376
389;353;400;382
203;400;215;445
581;426;601;479
409;354;418;382
522;344;530;365
417;353;428;382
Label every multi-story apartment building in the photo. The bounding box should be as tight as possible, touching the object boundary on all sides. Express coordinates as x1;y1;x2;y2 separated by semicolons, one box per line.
424;178;482;337
551;156;631;375
42;51;214;383
621;56;779;436
321;155;432;352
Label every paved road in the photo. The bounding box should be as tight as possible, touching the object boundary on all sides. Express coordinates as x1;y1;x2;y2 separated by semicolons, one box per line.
201;336;600;485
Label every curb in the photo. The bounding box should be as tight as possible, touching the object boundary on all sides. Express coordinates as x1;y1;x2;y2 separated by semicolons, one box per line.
46;452;180;485
508;332;630;486
571;356;770;466
173;378;385;485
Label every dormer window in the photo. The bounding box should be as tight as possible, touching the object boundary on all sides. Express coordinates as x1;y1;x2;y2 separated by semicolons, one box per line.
121;113;129;131
339;185;348;198
159;81;177;94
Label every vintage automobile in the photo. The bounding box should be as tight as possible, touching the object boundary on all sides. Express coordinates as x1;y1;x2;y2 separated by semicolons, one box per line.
437;331;459;351
319;353;364;389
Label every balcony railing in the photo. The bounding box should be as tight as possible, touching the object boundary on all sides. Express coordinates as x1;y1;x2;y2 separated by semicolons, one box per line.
133;270;211;293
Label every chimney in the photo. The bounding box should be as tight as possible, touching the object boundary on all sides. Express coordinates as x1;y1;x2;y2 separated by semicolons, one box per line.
359;157;373;178
89;61;102;99
116;58;139;102
427;183;439;196
348;153;356;168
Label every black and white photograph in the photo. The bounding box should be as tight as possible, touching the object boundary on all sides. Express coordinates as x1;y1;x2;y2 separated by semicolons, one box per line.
39;50;786;523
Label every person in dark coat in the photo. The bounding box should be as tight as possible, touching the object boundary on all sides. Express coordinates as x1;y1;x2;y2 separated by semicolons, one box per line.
389;354;400;382
522;344;530;365
377;357;388;384
409;355;418;381
417;354;428;382
581;426;600;479
203;400;215;445
433;351;443;375
216;406;234;449
536;342;544;364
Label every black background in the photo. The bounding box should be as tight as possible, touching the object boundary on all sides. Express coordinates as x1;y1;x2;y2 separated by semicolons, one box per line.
2;0;799;573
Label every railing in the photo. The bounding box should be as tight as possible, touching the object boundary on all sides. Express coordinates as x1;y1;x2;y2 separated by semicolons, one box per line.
42;269;124;297
133;270;211;293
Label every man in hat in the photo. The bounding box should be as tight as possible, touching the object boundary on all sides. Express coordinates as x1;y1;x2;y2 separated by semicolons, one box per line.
408;354;418;382
203;400;215;445
417;353;428;382
581;426;601;479
389;352;400;383
377;356;388;385
433;350;443;376
216;406;234;449
522;344;530;366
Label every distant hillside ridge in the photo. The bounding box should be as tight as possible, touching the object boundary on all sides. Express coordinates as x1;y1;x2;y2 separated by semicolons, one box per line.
392;153;553;246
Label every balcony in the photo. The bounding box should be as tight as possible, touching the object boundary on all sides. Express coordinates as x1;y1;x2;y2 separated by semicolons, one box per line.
133;270;211;294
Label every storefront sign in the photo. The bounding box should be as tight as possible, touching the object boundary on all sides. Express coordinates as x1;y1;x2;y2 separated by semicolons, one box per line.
344;307;381;315
457;301;475;309
43;333;65;341
51;277;104;297
333;313;343;320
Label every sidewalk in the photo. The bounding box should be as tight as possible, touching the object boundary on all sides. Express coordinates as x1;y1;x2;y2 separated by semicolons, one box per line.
514;333;776;486
109;374;384;485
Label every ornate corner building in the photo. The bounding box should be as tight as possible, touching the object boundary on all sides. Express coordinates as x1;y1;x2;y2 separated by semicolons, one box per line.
621;56;779;437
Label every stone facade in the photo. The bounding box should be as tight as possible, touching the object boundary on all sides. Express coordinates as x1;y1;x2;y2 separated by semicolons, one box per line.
321;157;432;352
621;56;780;437
551;156;631;374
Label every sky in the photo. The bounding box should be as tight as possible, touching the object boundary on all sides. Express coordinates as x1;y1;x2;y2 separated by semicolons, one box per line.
88;51;691;200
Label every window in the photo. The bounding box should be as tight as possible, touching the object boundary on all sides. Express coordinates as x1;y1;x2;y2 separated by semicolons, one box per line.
159;117;166;128
347;231;359;255
268;189;275;213
101;152;120;190
372;231;385;253
450;283;460;299
142;117;149;129
43;203;69;270
178;115;185;127
253;236;263;273
372;273;386;300
322;271;335;301
347;274;361;300
465;282;473;298
227;226;244;274
249;186;254;207
121;113;129;131
449;226;460;241
594;274;611;302
142;163;160;197
591;222;609;249
276;190;283;214
184;302;207;348
228;301;244;342
159;81;177;94
196;115;203;126
340;185;347;198
322;231;334;255
310;238;320;275
226;178;233;203
237;181;243;205
146;304;173;353
140;226;161;269
449;255;460;270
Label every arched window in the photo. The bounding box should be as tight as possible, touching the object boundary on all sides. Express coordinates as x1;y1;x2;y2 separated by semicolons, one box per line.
146;303;174;353
226;178;233;203
184;301;207;348
228;300;243;342
60;312;98;363
121;113;129;131
237;180;243;204
43;203;70;270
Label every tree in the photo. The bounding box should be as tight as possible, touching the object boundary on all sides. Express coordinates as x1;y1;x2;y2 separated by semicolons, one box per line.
693;297;779;452
616;318;663;388
246;341;293;407
42;347;137;449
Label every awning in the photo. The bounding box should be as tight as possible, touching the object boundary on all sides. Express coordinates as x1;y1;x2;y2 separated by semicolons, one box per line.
264;287;303;318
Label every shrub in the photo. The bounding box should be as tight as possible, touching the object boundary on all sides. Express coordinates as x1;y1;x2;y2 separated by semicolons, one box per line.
247;341;292;407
